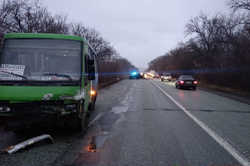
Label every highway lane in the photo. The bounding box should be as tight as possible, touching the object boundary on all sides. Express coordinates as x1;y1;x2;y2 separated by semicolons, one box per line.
60;80;243;166
0;79;249;166
156;80;250;162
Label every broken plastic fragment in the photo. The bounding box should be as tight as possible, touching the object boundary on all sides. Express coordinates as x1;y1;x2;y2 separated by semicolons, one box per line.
87;144;96;152
3;134;54;154
87;136;96;152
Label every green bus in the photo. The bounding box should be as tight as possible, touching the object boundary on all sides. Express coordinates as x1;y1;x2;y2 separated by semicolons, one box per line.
0;33;98;131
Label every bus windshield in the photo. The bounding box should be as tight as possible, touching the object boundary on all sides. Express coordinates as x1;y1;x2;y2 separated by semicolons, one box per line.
0;39;81;81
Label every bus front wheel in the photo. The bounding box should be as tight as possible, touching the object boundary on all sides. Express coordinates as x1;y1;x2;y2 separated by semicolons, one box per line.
67;102;87;132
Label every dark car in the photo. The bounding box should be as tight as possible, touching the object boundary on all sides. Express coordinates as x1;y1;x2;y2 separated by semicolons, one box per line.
175;75;198;90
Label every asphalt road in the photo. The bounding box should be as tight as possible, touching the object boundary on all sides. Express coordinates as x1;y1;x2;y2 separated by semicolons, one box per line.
1;79;250;166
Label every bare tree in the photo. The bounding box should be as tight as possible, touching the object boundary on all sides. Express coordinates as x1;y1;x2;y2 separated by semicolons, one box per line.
72;23;116;59
0;0;68;34
0;0;134;85
71;23;135;83
229;0;250;11
149;12;250;90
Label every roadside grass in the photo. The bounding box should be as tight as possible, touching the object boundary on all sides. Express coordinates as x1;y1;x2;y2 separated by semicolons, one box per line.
199;82;250;98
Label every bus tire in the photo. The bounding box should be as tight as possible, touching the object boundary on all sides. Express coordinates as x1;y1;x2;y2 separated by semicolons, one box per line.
89;96;97;111
67;102;87;132
88;103;95;112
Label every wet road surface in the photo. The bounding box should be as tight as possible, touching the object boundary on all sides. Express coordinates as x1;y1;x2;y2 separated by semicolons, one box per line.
1;79;250;166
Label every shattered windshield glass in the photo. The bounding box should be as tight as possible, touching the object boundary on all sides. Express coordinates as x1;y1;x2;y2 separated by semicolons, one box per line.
0;39;81;81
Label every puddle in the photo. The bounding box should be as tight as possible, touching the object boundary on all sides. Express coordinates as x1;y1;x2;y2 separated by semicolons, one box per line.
111;83;136;115
111;106;129;114
95;134;109;148
114;113;126;125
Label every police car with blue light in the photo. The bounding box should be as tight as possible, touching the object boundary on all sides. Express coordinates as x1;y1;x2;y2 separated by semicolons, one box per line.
129;71;140;79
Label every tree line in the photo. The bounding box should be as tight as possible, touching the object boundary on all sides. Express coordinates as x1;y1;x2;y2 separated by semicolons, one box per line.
0;0;135;85
148;0;250;91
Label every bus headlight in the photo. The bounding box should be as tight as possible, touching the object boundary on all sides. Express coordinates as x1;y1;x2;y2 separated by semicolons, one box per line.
0;106;11;113
90;90;96;96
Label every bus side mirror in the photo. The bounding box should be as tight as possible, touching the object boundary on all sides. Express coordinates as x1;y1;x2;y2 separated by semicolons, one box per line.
88;59;95;80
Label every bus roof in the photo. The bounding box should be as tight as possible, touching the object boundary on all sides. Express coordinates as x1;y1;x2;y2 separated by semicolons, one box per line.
4;33;85;42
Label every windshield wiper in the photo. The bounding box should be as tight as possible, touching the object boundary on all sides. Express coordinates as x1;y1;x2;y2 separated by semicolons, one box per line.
42;73;73;81
0;70;28;80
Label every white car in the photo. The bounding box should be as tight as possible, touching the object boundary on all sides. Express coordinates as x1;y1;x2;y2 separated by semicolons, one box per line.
161;74;172;82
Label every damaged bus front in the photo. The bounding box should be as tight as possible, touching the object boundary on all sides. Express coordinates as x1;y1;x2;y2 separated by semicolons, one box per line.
0;33;97;131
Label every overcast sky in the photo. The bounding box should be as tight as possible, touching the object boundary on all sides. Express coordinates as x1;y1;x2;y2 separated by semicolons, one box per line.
43;0;229;69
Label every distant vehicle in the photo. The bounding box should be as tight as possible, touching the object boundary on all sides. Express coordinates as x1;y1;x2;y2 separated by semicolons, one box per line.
161;73;172;82
129;71;140;79
175;75;198;90
140;72;146;79
154;74;160;79
144;72;154;79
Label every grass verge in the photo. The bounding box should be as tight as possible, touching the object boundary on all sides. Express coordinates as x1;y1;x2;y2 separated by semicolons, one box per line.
199;82;250;104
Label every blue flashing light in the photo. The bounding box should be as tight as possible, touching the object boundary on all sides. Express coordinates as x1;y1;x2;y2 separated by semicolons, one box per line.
131;71;138;76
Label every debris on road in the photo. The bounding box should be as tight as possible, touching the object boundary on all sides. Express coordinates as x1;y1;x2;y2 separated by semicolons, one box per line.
86;132;110;153
2;134;54;154
87;136;97;152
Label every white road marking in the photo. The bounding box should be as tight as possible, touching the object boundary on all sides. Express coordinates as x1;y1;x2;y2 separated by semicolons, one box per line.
151;81;250;166
88;113;104;128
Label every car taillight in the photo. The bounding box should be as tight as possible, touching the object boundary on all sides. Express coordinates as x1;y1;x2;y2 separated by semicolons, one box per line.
180;81;184;84
194;81;198;84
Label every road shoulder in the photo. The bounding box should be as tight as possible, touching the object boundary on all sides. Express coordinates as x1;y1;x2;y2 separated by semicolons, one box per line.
199;86;250;105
